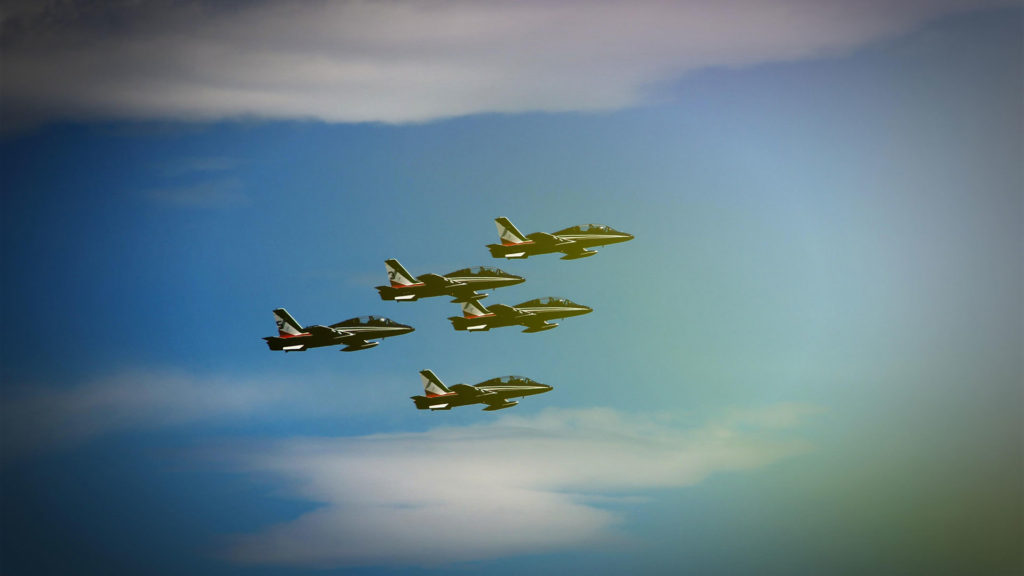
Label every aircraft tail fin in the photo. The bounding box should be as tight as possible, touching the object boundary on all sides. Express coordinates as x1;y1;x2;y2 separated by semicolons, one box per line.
461;299;491;318
385;259;418;287
273;308;304;336
420;370;453;396
495;217;528;245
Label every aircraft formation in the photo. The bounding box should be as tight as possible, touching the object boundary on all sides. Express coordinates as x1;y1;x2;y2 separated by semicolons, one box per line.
264;216;633;410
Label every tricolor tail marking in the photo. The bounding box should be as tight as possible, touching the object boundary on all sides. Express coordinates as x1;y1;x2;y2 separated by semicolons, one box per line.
385;259;419;287
461;299;492;318
420;370;453;397
495;217;528;245
273;308;305;337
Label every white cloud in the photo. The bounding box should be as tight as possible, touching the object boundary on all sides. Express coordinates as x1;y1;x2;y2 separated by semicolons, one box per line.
223;405;821;567
1;0;1010;128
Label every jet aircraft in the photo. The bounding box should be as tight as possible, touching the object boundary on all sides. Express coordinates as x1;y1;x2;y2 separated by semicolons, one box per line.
375;259;524;303
487;217;633;260
263;308;414;352
448;296;592;333
411;369;552;411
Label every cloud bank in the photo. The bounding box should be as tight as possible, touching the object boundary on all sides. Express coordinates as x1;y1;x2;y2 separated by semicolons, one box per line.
1;0;1009;128
0;369;401;457
224;405;821;567
0;371;287;456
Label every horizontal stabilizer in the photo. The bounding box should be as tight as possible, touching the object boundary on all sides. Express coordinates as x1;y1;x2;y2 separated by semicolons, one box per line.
429;404;452;410
448;315;489;331
265;337;308;352
376;286;419;301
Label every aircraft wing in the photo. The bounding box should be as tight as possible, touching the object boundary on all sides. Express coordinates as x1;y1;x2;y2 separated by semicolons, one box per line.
419;273;463;288
488;303;531;319
449;286;487;303
308;325;351;338
526;231;572;246
450;384;495;398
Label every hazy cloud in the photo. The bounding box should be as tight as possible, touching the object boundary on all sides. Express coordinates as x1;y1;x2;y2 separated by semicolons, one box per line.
146;176;248;207
1;371;281;456
1;0;1010;128
159;156;245;177
0;369;402;457
223;405;821;567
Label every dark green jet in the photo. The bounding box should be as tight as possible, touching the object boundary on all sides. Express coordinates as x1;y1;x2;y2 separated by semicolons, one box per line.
448;296;592;333
263;308;414;352
411;369;552;411
486;217;633;260
375;258;524;303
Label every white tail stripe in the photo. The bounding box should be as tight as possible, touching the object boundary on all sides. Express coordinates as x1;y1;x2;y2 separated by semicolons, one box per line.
385;260;418;286
420;370;452;396
495;218;528;244
274;310;304;336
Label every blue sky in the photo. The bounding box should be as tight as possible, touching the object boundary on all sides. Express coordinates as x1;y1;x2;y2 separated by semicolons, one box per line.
1;3;1021;575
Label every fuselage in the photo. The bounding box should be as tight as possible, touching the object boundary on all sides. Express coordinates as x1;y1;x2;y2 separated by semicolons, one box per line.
377;266;524;301
449;297;592;332
488;223;633;259
413;376;552;410
551;230;633;249
512;301;592;322
264;316;414;351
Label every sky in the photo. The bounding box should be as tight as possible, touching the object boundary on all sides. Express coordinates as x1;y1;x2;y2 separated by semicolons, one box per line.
1;2;1021;575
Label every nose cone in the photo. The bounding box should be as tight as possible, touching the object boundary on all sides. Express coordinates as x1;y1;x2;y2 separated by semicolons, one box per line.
402;324;416;334
530;383;553;395
566;304;592;318
508;274;526;285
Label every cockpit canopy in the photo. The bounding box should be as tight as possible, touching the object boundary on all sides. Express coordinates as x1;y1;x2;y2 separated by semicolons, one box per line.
517;297;578;307
335;315;398;327
554;223;617;235
480;375;538;387
448;265;508;276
